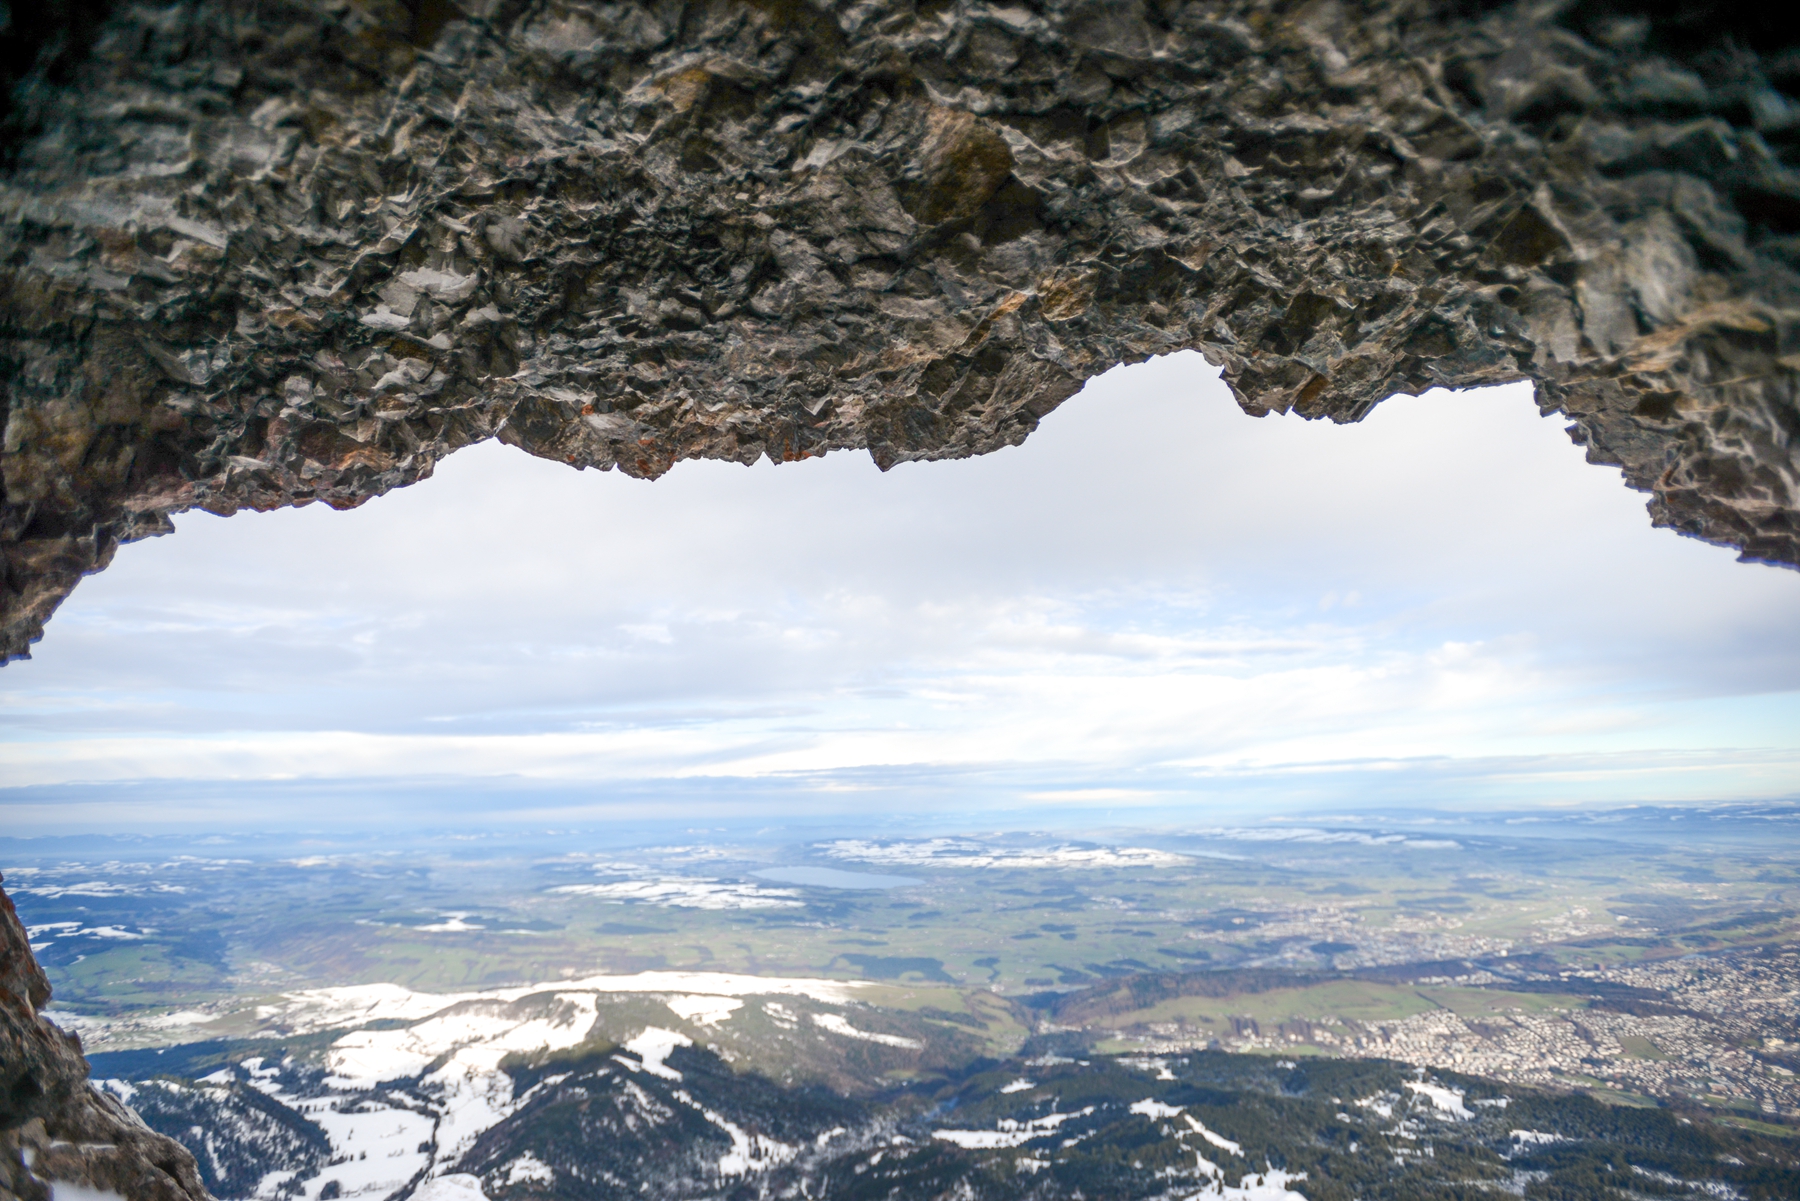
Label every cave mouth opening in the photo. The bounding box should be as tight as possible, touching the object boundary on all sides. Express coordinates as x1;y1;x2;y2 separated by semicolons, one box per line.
8;354;1800;838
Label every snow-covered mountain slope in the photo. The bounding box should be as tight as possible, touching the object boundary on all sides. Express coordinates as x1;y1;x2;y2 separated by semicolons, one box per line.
90;971;962;1201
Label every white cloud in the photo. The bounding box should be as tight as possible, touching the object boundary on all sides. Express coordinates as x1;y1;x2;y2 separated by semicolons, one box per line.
4;353;1798;828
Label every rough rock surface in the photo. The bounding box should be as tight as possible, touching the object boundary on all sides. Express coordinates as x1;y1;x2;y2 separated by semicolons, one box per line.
1;878;211;1201
1;0;1798;659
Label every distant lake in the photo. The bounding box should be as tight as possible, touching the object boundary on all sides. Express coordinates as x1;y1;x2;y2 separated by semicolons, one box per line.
752;866;923;890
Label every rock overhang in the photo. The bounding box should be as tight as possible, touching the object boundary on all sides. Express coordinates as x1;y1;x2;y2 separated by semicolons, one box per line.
0;0;1794;666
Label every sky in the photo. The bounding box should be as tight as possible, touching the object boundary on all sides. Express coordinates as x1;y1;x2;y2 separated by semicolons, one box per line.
4;351;1800;834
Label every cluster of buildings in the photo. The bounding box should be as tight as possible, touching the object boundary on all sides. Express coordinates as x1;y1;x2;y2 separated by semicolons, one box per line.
1127;944;1800;1116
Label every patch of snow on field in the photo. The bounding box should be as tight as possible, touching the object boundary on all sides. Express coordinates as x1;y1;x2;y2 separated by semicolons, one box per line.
1405;1080;1473;1119
1184;1115;1244;1155
411;1176;488;1201
933;1108;1096;1148
811;1013;922;1049
821;839;1185;869
501;1154;553;1186
1119;1056;1177;1080
1117;1100;1242;1156
665;995;744;1025
253;1168;300;1199
1130;1099;1184;1119
1000;1079;1036;1093
621;1027;692;1080
1510;1129;1563;1146
549;878;801;909
1210;1167;1310;1200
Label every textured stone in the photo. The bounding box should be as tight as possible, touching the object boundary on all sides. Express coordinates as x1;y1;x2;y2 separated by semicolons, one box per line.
0;0;1797;661
1;878;211;1201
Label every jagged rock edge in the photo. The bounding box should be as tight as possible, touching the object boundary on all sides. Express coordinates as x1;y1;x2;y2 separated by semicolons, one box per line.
2;0;1797;661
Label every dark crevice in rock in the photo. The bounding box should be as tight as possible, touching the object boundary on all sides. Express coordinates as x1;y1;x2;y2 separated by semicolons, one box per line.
0;0;1796;665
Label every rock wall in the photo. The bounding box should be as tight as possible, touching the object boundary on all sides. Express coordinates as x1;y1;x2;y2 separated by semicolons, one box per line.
0;0;1796;660
1;878;211;1201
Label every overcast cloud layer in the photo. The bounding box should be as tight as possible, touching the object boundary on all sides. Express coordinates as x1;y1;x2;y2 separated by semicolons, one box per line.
4;352;1799;832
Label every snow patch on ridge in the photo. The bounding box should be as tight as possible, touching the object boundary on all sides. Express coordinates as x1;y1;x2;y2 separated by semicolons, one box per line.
1199;1167;1310;1200
1122;1099;1242;1156
1130;1099;1183;1120
619;1027;691;1080
1405;1080;1473;1119
501;1154;553;1186
412;1176;488;1201
1185;1115;1244;1156
266;970;866;1036
810;1012;922;1049
326;993;600;1086
665;995;744;1025
933;1107;1096;1148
